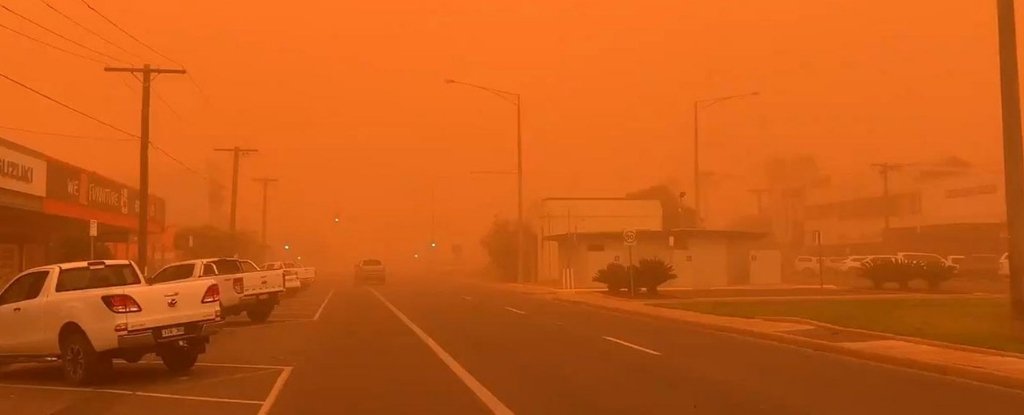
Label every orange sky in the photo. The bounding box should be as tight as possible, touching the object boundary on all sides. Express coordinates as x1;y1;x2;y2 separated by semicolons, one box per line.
0;1;1018;264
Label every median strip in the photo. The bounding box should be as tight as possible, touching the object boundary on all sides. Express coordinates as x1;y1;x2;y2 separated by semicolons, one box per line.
601;336;662;356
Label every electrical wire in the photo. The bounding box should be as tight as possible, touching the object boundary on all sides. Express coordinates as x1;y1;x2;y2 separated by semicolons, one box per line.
0;70;138;138
0;3;126;64
0;124;134;141
38;0;143;62
0;21;104;64
77;0;181;67
150;142;209;180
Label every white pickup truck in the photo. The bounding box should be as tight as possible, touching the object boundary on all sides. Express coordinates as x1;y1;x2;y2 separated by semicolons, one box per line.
151;258;285;323
262;261;317;291
0;260;222;385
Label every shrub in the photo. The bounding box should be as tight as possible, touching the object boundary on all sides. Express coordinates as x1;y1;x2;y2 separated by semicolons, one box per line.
635;258;677;294
593;262;630;292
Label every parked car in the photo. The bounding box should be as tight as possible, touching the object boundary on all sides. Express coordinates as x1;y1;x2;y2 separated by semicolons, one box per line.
0;260;222;384
824;257;849;272
949;254;999;277
793;256;819;275
1000;253;1010;277
151;258;285;323
849;255;899;275
354;259;387;285
262;261;316;290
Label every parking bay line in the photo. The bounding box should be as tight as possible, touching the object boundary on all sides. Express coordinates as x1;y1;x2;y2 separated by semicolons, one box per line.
0;383;264;405
370;288;514;415
504;307;526;315
258;367;293;415
602;336;663;356
313;288;336;321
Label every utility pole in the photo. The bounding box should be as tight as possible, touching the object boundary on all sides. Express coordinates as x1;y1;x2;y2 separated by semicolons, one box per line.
105;64;186;273
871;162;904;231
214;147;259;233
749;188;768;215
253;178;278;245
996;0;1024;318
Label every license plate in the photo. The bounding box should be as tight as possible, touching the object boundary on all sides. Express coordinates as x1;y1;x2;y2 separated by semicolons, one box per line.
161;327;185;337
257;294;270;300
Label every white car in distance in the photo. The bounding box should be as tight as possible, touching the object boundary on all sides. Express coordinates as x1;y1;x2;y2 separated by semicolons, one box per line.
0;260;222;384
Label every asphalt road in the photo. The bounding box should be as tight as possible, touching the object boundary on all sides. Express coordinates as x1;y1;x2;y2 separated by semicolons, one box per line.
4;272;1024;414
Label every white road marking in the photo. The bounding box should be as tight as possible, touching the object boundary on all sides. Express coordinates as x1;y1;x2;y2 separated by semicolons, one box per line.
461;296;473;300
313;289;336;321
258;366;294;415
602;336;663;356
139;361;292;370
0;383;264;405
504;307;526;315
370;288;513;415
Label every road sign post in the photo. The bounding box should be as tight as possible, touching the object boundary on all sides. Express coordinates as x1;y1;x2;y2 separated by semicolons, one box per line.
813;230;824;289
624;229;638;296
89;220;98;260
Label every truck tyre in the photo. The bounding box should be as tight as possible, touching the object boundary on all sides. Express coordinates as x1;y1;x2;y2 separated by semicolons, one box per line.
246;302;274;323
60;332;112;385
160;347;199;373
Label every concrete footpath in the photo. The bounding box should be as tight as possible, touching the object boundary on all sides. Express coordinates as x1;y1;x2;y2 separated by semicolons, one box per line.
503;284;1024;392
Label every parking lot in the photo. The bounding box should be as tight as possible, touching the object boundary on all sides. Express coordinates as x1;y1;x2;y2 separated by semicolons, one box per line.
0;277;338;415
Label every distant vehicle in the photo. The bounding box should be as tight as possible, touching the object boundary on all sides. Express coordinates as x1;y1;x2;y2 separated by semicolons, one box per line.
950;254;999;277
850;255;900;275
152;258;285;323
1000;253;1010;277
0;260;222;385
838;256;870;274
354;259;386;285
824;257;849;272
897;252;957;271
262;261;317;291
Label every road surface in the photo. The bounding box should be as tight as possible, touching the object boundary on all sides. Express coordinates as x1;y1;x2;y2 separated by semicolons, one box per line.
3;272;1024;414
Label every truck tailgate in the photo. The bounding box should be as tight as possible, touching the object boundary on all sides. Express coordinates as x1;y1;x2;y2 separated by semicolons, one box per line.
126;280;219;332
241;270;285;297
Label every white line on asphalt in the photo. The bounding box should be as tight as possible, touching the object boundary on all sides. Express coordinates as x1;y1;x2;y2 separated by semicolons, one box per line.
462;296;473;300
139;361;292;370
313;288;336;321
0;383;264;405
370;288;514;415
504;307;526;315
258;366;294;415
602;336;663;356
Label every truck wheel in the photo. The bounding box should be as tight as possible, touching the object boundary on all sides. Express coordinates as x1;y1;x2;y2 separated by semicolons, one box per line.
246;303;274;323
60;332;112;385
160;347;199;373
122;353;144;364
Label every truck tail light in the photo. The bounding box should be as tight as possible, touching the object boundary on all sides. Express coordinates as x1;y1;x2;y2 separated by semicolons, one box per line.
202;284;221;304
232;278;244;294
101;295;142;313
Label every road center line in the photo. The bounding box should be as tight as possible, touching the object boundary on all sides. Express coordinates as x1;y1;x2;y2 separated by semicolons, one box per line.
370;288;513;415
602;336;663;356
258;367;294;415
313;288;336;321
504;307;526;315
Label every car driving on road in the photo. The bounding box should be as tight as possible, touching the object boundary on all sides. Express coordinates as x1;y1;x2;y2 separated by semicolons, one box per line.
354;259;386;285
0;260;222;385
151;258;285;323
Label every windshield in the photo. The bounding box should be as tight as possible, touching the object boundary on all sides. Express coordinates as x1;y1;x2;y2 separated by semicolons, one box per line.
362;259;383;266
210;259;243;275
56;264;140;292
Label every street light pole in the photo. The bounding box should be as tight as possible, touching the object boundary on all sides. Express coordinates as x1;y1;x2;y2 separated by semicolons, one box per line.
446;78;526;283
996;0;1024;318
693;92;759;226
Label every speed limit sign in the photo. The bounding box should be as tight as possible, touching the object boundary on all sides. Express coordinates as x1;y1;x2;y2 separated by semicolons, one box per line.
623;229;638;246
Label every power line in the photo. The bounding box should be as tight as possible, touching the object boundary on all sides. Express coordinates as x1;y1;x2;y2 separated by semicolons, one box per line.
151;142;208;180
77;0;182;67
0;3;126;64
38;0;143;62
0;70;138;138
0;124;134;141
0;21;104;64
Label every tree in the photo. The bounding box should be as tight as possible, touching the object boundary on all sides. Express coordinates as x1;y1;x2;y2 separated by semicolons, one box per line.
51;235;113;263
626;184;697;229
174;226;262;261
480;219;537;282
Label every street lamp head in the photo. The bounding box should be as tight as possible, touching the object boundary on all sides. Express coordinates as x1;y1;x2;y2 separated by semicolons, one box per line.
443;79;456;84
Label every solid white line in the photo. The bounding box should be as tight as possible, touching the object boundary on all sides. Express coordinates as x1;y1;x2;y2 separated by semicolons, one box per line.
370;288;513;415
461;296;473;300
258;366;293;415
504;307;526;315
602;336;663;356
0;383;263;405
138;361;292;370
313;289;336;321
